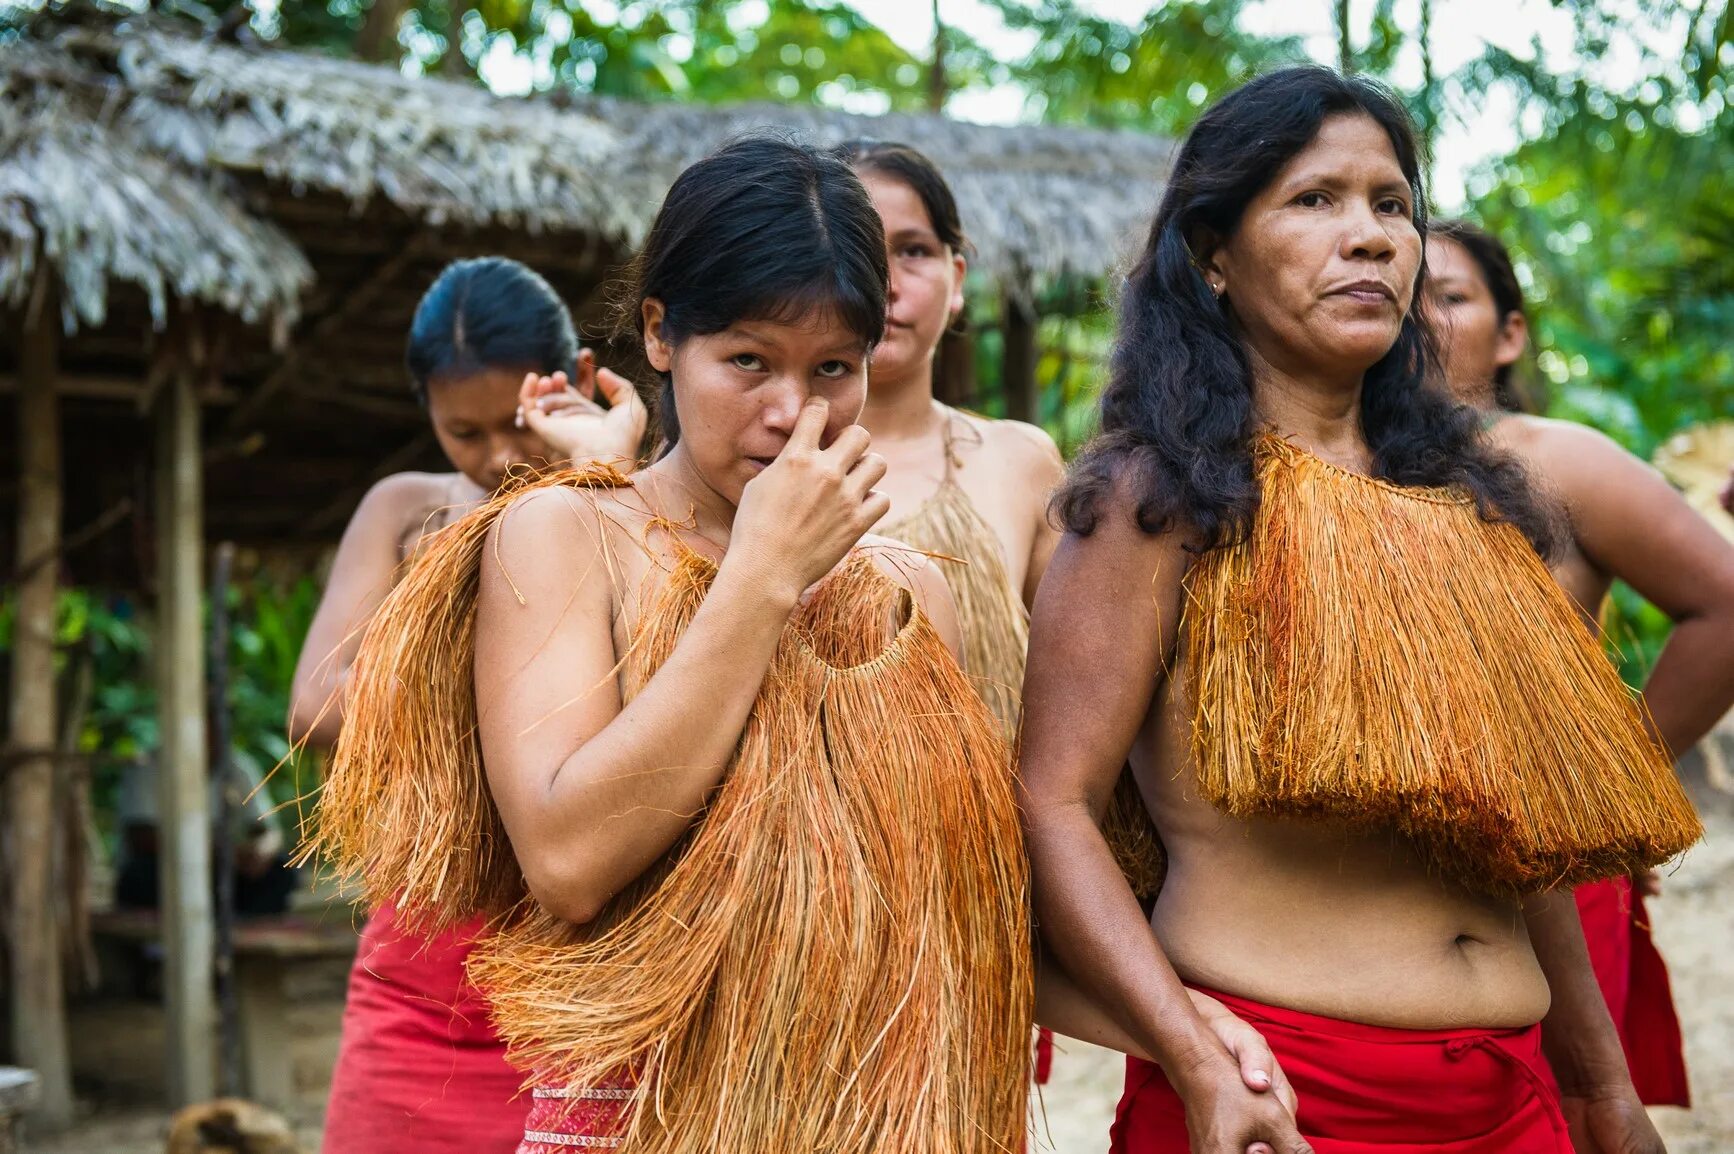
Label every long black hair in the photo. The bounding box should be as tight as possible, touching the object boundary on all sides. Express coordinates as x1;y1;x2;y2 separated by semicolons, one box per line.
1429;217;1534;411
406;257;578;404
614;134;890;445
1056;66;1557;557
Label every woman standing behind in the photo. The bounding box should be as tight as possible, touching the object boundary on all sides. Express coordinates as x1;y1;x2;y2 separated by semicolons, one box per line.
1426;218;1734;1107
836;140;1063;729
290;256;645;1154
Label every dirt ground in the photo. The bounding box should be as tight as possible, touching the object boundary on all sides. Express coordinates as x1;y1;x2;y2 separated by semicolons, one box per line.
24;805;1734;1154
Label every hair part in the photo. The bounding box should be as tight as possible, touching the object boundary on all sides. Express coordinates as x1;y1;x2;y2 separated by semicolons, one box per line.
611;133;890;445
1054;64;1560;559
1428;217;1534;411
834;138;969;255
406;257;578;405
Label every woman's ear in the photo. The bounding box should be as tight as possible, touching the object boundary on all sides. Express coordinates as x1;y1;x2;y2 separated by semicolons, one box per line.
1189;226;1228;298
1494;310;1529;371
948;250;967;320
642;299;673;372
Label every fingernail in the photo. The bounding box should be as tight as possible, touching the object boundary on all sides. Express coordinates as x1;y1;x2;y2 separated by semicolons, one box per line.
1250;1069;1270;1087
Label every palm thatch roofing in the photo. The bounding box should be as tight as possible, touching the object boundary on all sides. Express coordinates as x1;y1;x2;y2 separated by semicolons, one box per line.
0;6;1173;582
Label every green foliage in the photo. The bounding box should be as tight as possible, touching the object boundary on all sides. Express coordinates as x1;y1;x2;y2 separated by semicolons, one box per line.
986;0;1305;134
0;576;323;847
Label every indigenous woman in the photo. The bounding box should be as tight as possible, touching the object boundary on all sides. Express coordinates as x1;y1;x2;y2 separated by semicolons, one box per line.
291;257;645;1154
1020;67;1701;1154
836;139;1062;730
1426;218;1734;1107
308;137;1035;1153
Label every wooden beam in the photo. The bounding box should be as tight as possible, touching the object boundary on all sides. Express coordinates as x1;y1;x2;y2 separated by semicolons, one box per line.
4;275;74;1130
221;236;429;437
1001;292;1038;425
0;373;236;405
299;431;438;537
154;340;216;1108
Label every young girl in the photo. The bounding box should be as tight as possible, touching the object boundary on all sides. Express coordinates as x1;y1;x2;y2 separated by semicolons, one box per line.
292;256;645;1154
306;136;1032;1153
1426;218;1734;1108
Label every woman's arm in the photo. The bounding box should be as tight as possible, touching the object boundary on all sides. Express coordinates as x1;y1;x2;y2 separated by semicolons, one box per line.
1522;892;1663;1154
1531;420;1734;754
998;421;1066;609
289;475;429;748
476;400;889;925
1020;491;1306;1154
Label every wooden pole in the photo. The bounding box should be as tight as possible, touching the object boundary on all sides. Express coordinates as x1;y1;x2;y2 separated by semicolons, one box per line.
5;275;74;1129
208;543;242;1097
154;336;215;1107
1336;0;1354;72
1001;292;1038;425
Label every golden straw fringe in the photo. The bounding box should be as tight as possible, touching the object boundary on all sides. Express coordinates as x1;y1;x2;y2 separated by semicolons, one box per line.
1172;436;1700;895
299;464;634;934
305;466;1032;1151
472;549;1031;1153
883;481;1029;737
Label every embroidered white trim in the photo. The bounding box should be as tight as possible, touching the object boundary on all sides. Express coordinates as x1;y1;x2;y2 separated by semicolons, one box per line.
523;1130;622;1148
532;1087;635;1101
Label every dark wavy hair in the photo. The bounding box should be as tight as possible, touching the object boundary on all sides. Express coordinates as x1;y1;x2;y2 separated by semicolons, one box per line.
1428;218;1535;412
1055;66;1558;558
613;134;889;445
406;257;578;405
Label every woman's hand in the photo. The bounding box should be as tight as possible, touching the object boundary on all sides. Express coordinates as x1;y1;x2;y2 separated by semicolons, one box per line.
1177;1050;1312;1154
1560;1084;1665;1154
1188;991;1298;1117
726;398;889;604
516;350;648;467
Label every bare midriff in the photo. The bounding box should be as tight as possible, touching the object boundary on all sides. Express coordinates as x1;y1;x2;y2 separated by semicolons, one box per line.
1135;662;1553;1031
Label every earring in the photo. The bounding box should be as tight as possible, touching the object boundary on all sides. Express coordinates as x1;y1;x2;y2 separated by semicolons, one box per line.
1209;279;1224;299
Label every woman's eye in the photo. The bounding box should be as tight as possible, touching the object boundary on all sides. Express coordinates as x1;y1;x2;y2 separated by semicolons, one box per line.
898;244;934;259
447;429;479;441
1296;191;1329;208
815;360;853;379
1377;197;1409;215
730;353;765;371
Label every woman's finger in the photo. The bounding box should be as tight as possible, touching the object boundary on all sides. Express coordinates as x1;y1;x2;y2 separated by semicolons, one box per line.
595;367;643;412
538;394;605;416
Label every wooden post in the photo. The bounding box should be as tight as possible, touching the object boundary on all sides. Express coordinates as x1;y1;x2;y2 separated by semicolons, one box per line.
1001;291;1038;425
154;338;215;1107
932;330;975;409
5;277;74;1129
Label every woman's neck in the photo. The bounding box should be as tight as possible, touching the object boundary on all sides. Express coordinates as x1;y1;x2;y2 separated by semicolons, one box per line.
643;444;738;543
1249;350;1369;471
859;361;942;442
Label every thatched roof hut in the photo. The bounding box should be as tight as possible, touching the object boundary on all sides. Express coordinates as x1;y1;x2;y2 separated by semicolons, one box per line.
1;7;1174;581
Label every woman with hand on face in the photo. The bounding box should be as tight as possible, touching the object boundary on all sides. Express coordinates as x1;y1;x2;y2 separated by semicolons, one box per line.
1426;218;1734;1109
294;257;647;1154
1020;67;1700;1154
309;136;1289;1154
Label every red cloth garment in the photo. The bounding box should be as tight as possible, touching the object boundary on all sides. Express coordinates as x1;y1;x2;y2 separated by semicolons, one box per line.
1110;988;1571;1154
322;906;528;1154
1574;876;1690;1106
1034;1027;1055;1084
518;1081;634;1152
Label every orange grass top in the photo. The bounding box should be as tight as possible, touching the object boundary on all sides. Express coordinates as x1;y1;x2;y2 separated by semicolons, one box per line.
305;467;1033;1152
1171;435;1702;895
